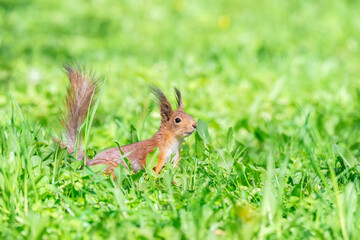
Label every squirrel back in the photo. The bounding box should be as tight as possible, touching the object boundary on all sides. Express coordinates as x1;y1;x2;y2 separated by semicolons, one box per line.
60;65;197;176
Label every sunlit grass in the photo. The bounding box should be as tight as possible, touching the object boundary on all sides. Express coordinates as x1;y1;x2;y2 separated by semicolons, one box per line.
1;0;360;239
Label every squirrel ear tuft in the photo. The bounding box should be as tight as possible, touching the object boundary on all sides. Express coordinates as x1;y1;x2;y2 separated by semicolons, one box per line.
150;86;173;121
174;88;183;111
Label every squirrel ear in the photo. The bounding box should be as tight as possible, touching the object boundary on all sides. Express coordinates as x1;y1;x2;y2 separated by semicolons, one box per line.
151;86;173;121
174;88;183;111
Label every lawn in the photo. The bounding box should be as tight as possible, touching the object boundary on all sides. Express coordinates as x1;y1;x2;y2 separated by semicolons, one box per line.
1;0;360;239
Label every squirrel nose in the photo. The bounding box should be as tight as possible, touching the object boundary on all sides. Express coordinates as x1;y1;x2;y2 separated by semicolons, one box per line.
192;123;197;129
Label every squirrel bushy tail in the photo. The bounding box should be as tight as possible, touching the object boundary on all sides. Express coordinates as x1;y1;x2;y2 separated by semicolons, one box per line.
62;64;98;161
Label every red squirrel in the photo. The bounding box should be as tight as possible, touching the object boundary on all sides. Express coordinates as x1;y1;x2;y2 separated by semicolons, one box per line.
60;65;197;176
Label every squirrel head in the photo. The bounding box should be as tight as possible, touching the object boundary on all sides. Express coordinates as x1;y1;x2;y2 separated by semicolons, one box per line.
151;86;197;139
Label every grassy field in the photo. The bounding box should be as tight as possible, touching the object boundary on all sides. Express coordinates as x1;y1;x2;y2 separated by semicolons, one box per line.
1;0;360;239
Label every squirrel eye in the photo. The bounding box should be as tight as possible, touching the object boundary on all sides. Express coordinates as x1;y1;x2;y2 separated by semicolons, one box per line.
175;117;182;123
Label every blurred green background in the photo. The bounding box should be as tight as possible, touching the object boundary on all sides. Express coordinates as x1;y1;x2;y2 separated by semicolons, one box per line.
1;0;360;239
2;0;359;145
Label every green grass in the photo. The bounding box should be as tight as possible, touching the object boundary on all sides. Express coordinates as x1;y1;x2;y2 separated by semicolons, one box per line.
1;0;360;239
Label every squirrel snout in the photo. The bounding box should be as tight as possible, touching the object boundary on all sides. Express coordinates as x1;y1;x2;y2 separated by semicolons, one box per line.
192;123;197;129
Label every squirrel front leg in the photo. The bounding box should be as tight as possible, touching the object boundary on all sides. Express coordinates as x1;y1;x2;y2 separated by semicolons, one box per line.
154;151;180;174
154;151;167;174
173;150;180;167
